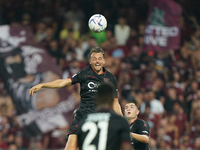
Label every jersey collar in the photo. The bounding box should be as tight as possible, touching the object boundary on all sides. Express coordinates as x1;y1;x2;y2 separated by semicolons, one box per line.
130;118;139;126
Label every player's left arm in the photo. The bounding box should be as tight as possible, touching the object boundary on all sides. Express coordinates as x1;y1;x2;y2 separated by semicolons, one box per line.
112;76;122;116
130;121;150;143
113;98;123;116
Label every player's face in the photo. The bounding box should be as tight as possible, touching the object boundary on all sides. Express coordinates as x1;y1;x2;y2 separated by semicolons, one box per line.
124;103;139;120
90;52;105;73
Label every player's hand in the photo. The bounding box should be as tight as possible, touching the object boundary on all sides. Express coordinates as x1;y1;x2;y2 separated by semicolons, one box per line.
29;84;43;96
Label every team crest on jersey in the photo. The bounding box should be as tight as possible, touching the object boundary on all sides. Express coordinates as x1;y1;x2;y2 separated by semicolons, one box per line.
104;78;110;82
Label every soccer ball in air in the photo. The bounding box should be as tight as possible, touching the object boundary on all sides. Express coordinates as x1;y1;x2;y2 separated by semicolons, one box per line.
88;14;107;33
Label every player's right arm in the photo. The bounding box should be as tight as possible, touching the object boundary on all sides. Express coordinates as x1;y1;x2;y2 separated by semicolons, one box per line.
29;78;72;96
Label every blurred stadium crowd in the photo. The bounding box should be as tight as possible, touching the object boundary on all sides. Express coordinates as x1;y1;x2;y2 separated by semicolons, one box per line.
0;0;200;150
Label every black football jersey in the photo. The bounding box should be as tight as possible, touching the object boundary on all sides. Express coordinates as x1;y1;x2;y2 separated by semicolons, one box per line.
130;119;150;150
70;66;118;110
77;109;131;150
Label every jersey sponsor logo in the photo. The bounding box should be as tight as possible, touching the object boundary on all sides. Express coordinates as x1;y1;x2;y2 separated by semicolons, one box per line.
88;82;99;89
142;131;149;134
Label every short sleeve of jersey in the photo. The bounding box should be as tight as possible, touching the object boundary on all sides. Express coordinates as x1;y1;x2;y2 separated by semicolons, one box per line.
120;118;131;142
135;120;149;136
70;70;85;85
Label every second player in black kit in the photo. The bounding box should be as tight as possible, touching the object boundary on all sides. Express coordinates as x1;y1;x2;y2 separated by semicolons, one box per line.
129;119;150;150
77;83;132;150
125;102;150;150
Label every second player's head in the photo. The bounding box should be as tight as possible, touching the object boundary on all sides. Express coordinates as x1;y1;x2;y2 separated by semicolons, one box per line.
124;101;139;120
89;46;105;74
95;82;115;108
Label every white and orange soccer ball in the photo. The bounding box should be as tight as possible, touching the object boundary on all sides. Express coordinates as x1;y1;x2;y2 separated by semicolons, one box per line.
88;14;107;32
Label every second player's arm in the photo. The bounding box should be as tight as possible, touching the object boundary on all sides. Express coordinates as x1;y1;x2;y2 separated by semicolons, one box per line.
130;133;149;143
113;98;123;116
29;78;72;95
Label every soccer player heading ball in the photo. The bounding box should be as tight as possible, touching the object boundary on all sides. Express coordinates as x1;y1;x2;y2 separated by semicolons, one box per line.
29;46;122;150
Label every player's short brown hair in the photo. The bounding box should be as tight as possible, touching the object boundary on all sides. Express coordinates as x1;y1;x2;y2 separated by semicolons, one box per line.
89;46;105;60
125;101;139;109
